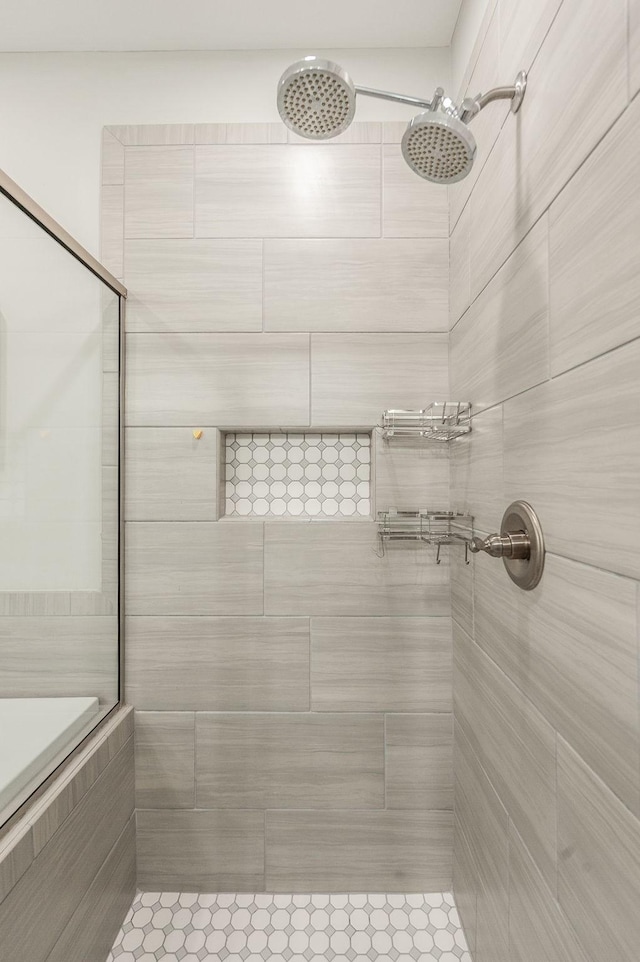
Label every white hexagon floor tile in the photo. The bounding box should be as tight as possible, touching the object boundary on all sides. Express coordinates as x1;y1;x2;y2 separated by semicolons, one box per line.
106;892;472;962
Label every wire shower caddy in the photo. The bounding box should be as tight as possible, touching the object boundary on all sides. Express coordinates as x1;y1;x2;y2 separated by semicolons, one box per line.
381;401;472;442
377;509;474;563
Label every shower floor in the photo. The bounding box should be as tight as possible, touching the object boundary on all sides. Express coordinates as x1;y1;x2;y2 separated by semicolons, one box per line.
106;891;471;962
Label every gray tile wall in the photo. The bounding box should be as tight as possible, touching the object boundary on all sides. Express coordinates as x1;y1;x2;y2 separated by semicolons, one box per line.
0;707;135;962
104;121;454;892
450;1;640;960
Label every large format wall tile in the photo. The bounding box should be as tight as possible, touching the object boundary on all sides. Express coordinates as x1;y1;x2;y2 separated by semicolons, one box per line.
289;123;382;145
265;523;450;617
134;712;195;810
454;623;557;888
125;522;263;615
509;822;591;962
448;7;502;232
126;616;309;711
382;147;449;238
449;201;470;328
101;185;124;278
263;239;448;333
373;428;450;514
499;0;565;78
455;725;509;962
449;405;504;534
448;4;640;957
450;550;473;638
311;334;448;426
474;554;640;815
0;616;117;704
110;125;194;146
111;121;461;898
503;338;640;579
0;824;33;905
266;810;453;892
124;146;194;239
195;145;381;237
195;713;383;809
126;333;310;427
0;740;133;962
557;738;640;962
382;122;406;144
311;617;452;711
28;709;134;858
137;810;264;891
385;714;453;810
549;95;640;375
124;239;263;333
47;817;135;962
470;0;627;296
450;217;549;412
453;813;478;958
125;427;218;521
195;122;287;144
102;129;124;186
631;0;640;97
102;371;120;467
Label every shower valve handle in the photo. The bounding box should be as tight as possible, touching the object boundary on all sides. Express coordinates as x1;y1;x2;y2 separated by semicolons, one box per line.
469;502;545;591
469;531;530;560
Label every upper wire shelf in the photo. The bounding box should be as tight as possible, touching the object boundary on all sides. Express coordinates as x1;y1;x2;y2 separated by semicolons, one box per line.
381;401;472;442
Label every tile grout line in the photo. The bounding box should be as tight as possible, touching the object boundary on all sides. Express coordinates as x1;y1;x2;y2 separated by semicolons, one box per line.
383;712;387;810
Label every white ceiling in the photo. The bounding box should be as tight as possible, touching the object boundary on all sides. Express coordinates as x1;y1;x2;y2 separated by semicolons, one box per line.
0;0;464;51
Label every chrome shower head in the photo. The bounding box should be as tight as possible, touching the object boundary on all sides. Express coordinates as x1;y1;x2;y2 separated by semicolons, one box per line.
402;110;477;184
276;59;527;183
277;57;357;140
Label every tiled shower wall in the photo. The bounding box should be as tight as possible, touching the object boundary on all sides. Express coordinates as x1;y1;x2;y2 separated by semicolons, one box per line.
102;121;455;891
449;0;640;960
0;708;134;962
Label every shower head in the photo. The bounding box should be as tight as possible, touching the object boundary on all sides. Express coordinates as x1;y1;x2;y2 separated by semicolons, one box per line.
276;59;527;183
277;57;357;140
402;110;476;185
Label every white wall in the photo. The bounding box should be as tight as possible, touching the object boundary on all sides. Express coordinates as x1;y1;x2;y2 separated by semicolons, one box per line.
0;48;450;256
450;0;489;95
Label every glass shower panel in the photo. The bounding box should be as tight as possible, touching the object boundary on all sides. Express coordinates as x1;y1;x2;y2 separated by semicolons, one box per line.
0;187;121;825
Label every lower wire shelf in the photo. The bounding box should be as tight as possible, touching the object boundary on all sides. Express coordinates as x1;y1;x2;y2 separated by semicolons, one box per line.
377;508;474;562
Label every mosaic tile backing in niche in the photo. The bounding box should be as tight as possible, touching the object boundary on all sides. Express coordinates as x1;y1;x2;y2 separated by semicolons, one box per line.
224;432;371;518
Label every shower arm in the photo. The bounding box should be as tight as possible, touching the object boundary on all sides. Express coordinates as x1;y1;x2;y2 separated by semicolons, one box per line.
354;84;441;111
354;70;527;120
459;71;528;122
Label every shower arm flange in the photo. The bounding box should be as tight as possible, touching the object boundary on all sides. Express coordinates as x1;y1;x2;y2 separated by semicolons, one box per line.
460;70;527;122
354;84;437;111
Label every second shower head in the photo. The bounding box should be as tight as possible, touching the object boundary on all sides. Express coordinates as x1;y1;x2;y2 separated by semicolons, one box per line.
402;107;476;185
277;57;527;184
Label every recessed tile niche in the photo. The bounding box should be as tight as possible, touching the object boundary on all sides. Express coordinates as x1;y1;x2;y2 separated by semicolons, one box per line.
224;432;371;518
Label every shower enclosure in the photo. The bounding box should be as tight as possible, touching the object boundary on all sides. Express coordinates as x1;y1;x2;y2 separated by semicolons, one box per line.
0;167;125;827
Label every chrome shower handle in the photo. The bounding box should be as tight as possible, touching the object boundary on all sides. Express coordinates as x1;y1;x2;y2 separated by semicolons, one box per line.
469;531;530;560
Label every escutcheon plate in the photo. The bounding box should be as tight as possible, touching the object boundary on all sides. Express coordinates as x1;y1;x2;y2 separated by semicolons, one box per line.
501;500;545;590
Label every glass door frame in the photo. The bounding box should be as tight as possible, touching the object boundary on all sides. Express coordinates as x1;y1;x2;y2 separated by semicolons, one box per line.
0;165;128;827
